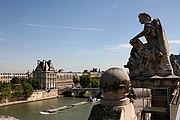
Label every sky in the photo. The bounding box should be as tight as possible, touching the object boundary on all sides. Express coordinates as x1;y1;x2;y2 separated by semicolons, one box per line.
0;0;180;73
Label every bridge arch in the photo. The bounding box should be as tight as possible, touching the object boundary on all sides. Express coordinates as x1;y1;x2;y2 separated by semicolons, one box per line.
60;90;73;97
59;88;102;98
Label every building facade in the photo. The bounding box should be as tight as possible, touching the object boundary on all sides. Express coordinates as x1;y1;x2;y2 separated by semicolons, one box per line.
33;60;75;90
56;72;75;89
0;72;30;83
33;60;57;89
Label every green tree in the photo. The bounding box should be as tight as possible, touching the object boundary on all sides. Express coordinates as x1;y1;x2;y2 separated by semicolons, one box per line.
0;83;4;102
27;78;33;84
73;76;79;86
10;77;20;84
12;85;24;100
31;79;40;90
21;81;33;99
0;83;11;102
22;78;40;90
91;77;100;88
79;74;91;88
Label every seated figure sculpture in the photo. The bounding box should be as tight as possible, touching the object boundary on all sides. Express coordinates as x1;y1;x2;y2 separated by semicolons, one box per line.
125;13;172;77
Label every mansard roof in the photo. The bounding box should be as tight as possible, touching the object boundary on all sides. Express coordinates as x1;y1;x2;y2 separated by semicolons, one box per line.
35;60;55;71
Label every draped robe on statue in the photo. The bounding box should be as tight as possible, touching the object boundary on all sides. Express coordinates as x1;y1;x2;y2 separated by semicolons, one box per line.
126;18;172;77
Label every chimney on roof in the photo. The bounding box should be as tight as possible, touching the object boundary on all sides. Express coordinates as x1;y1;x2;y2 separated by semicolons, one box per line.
49;60;52;64
37;60;40;66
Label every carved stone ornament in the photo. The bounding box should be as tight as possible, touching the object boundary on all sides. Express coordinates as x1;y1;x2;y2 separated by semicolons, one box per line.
88;67;137;120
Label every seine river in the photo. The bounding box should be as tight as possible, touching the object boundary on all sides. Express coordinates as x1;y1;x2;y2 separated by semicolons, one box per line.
0;97;96;120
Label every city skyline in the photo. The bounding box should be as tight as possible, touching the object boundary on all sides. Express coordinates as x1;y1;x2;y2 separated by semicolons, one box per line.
0;0;180;73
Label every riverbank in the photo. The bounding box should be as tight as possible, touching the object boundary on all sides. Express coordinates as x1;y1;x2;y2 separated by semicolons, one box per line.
0;89;59;107
0;115;19;120
0;96;59;107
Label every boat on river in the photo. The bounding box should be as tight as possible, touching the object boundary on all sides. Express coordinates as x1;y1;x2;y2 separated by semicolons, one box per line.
88;97;101;103
71;101;88;106
40;101;88;114
40;111;51;115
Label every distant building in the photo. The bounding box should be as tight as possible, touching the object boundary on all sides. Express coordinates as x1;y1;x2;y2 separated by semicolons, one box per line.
83;68;102;78
56;71;75;89
33;60;57;89
33;60;75;90
0;72;30;83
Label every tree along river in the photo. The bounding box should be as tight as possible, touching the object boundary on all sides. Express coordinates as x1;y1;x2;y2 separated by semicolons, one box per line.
0;97;97;120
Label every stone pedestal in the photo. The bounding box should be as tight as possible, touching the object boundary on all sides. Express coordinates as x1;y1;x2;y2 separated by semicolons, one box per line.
88;68;137;120
130;75;180;120
88;102;137;120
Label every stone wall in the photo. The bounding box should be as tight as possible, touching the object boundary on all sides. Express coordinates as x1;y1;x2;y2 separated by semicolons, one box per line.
27;89;58;101
0;115;19;120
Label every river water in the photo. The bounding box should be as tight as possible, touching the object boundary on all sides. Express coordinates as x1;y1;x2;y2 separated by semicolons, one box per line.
0;97;97;120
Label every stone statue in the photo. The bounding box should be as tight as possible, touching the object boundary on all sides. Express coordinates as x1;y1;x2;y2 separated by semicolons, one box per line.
125;13;172;77
170;54;180;76
88;67;137;120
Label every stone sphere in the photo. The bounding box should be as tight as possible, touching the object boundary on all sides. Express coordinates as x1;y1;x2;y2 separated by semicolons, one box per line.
100;67;130;93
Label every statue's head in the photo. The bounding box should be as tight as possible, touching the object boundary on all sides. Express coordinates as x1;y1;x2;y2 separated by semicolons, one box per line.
100;67;130;94
138;12;151;24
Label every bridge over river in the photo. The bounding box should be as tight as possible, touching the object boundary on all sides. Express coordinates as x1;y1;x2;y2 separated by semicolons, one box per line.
58;88;102;98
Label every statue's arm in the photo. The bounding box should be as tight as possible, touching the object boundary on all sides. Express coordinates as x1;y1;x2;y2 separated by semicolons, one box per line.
132;26;151;39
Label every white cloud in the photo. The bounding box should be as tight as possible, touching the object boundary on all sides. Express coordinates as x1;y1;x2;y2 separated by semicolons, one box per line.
99;39;180;52
21;23;109;31
106;4;117;9
80;50;99;54
102;39;180;52
79;43;132;54
104;43;132;50
104;39;180;51
168;40;180;44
